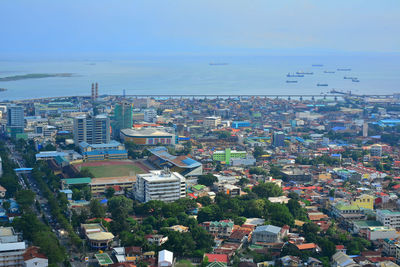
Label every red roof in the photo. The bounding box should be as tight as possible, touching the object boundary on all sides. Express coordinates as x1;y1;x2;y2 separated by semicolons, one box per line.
23;246;47;261
204;254;229;263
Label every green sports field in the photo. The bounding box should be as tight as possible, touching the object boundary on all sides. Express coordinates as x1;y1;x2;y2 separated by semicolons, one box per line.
80;164;146;178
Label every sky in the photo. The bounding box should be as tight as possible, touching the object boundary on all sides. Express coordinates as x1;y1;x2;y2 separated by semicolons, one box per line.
1;0;400;58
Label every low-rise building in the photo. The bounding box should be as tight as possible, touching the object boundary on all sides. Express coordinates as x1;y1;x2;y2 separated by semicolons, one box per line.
23;246;48;267
79;141;128;161
81;223;114;249
377;210;400;229
213;149;246;165
367;226;398;241
252;225;288;244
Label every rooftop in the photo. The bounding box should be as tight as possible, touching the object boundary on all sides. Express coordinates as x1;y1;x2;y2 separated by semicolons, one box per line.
253;225;281;234
148;146;201;168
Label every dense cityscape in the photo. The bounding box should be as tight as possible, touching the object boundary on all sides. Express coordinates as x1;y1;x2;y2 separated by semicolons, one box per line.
0;87;399;267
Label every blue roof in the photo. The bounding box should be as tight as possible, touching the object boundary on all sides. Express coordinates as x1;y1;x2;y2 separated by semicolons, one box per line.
331;154;341;157
148;146;201;168
83;150;127;156
14;168;33;171
332;126;347;132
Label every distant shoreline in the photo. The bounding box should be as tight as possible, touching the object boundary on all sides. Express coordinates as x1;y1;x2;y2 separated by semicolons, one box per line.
0;73;75;82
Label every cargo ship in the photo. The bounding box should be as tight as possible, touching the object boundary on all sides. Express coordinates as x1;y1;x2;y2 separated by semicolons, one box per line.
324;71;335;74
286;80;298;83
296;71;313;75
287;73;304;77
352;79;360;82
344;76;357;80
312;64;323;67
317;83;328;86
0;88;7;92
209;62;229;66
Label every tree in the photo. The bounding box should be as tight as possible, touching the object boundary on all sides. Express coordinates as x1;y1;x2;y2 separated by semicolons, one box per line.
105;187;115;199
215;163;222;172
253;146;264;158
2;200;10;212
89;199;105;218
16;190;35;211
252;182;282;198
197;174;218;187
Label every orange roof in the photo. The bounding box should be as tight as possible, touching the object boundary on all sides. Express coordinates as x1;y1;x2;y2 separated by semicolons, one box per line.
296;243;317;250
23;246;47;261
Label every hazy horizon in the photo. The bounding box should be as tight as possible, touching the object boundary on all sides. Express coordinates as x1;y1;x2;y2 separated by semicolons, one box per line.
1;0;400;59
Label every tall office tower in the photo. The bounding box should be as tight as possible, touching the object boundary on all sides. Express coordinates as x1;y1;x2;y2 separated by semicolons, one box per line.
91;83;99;101
144;108;157;123
363;122;369;137
273;131;285;147
7;105;24;138
73;114;110;145
111;102;133;138
91;83;95;101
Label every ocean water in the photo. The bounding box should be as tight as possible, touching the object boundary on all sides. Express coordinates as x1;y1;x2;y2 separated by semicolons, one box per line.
0;55;399;100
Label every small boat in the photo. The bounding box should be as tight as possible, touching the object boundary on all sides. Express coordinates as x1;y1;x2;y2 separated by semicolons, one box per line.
324;71;335;74
337;68;352;71
312;64;323;67
352;79;360;82
286;80;298;83
287;73;304;77
317;83;328;86
296;71;313;75
344;76;357;80
209;62;229;66
0;88;7;92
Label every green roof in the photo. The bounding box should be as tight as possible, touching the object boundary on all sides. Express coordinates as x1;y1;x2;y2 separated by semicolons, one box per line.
207;262;227;267
378;209;400;215
210;221;234;227
335;204;359;211
62;177;92;185
95;253;113;265
193;184;206;191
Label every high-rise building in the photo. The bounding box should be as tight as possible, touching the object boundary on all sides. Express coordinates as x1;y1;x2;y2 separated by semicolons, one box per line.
134;170;186;203
6;105;24;138
111;102;133;138
363;122;369;137
73;114;110;145
144;109;157;123
273;131;285;147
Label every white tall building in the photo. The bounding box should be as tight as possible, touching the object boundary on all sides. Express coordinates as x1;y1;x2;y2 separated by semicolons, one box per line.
203;116;221;129
134;170;186;203
144;109;157;123
0;227;26;266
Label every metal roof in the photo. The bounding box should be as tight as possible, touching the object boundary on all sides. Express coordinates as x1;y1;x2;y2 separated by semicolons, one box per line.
148;146;201;168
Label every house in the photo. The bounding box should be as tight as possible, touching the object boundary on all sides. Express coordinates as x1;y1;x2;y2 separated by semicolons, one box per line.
204;254;229;264
23;246;48;267
351;194;374;210
81;223;115;249
146;234;168;246
158;250;173;267
201;220;234;238
252;225;287;244
332;251;360;267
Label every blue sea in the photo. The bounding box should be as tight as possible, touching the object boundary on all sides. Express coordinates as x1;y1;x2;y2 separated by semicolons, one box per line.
0;54;399;100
